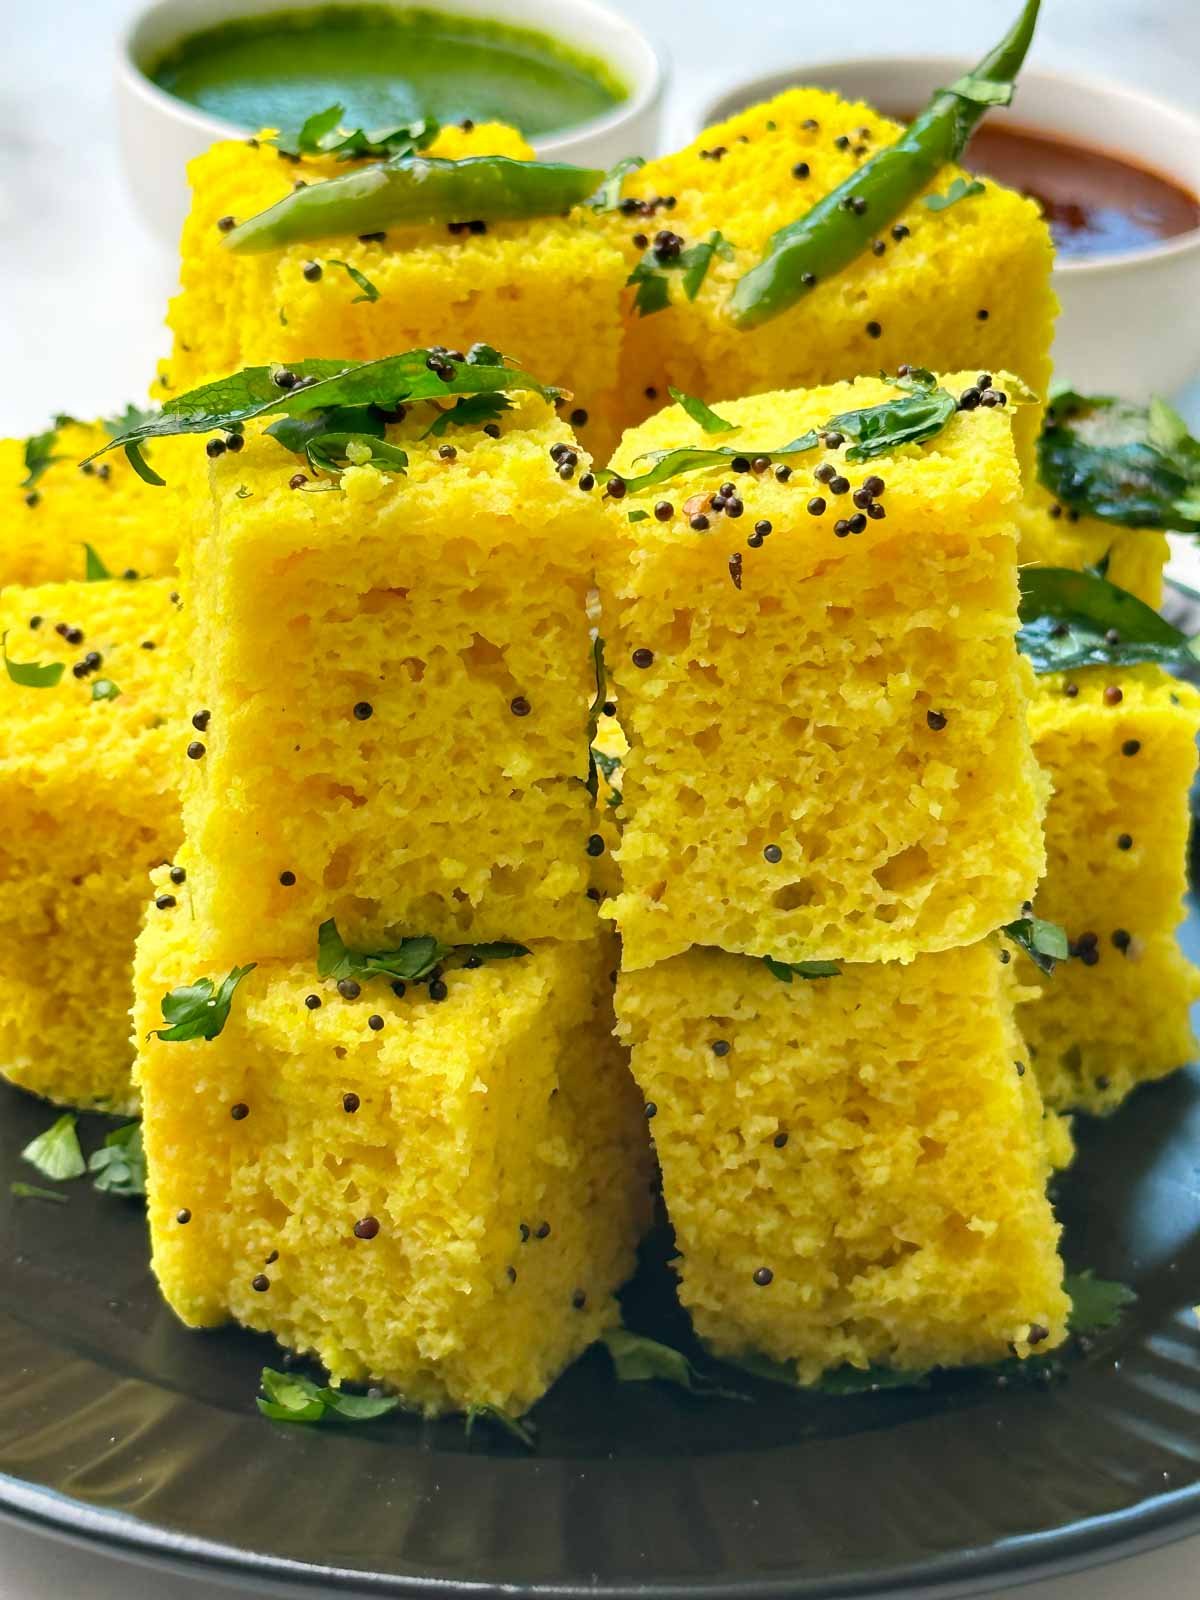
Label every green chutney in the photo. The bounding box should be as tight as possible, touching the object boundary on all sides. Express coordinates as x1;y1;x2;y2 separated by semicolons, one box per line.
148;5;626;141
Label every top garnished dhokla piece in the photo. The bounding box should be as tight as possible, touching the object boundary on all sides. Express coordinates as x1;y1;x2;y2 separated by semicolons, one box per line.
97;349;613;962
599;371;1046;970
610;31;1054;469
162;118;628;454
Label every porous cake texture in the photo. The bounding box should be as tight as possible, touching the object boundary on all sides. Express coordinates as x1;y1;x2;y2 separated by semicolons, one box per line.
180;394;606;963
1015;483;1168;609
608;87;1057;471
1020;666;1200;1114
134;906;652;1416
601;376;1046;970
165;123;628;455
1;420;194;589
0;579;181;1110
615;940;1069;1381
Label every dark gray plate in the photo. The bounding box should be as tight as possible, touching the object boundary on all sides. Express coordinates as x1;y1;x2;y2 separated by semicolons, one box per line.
2;940;1200;1599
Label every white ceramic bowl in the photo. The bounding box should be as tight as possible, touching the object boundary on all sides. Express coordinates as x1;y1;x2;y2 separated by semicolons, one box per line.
118;0;667;246
700;58;1200;400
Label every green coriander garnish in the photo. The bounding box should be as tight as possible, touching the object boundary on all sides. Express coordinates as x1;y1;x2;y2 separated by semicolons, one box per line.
923;176;986;211
149;965;257;1042
22;1113;85;1182
601;1329;751;1401
83;543;113;581
1001;916;1069;975
88;1122;146;1197
258;1366;400;1424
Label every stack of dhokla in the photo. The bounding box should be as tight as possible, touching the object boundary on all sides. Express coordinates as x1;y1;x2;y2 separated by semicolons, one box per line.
132;391;653;1416
162;87;1056;464
602;375;1072;1378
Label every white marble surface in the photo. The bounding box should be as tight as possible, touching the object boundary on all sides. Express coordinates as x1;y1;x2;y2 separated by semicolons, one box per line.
2;0;1200;1595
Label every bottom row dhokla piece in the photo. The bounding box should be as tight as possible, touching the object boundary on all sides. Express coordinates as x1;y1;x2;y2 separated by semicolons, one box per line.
134;905;652;1417
616;940;1071;1383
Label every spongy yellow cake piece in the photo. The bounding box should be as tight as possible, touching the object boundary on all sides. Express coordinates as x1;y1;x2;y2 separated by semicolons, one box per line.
0;579;182;1110
1015;483;1168;609
164;123;628;455
1019;666;1200;1114
605;87;1057;471
0;420;196;589
179;391;607;963
615;940;1069;1381
600;376;1046;970
133;903;652;1416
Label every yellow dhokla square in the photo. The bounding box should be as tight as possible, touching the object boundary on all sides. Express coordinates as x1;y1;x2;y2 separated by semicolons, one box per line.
181;393;605;963
0;579;181;1111
164;123;629;455
134;906;652;1416
1020;667;1200;1114
1;420;196;589
1015;483;1168;609
607;87;1057;470
615;940;1070;1382
600;376;1046;970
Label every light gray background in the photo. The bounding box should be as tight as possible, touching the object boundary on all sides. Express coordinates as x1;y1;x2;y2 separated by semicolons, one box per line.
0;0;1198;1593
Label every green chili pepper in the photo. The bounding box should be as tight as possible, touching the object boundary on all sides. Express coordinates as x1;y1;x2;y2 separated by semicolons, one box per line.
225;156;605;253
729;0;1041;329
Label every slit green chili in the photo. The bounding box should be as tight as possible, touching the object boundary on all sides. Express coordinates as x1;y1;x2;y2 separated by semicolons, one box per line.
224;155;605;252
729;0;1041;329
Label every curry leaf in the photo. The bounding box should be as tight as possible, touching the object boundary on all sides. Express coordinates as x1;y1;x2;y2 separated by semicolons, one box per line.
22;428;63;490
149;965;257;1042
317;921;448;985
613;433;821;495
1016;567;1197;674
825;382;960;463
1038;389;1200;531
584;636;608;801
124;442;166;487
669;388;735;434
763;956;841;983
86;352;562;479
103;403;158;439
421;394;512;437
2;631;64;688
329;259;381;303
